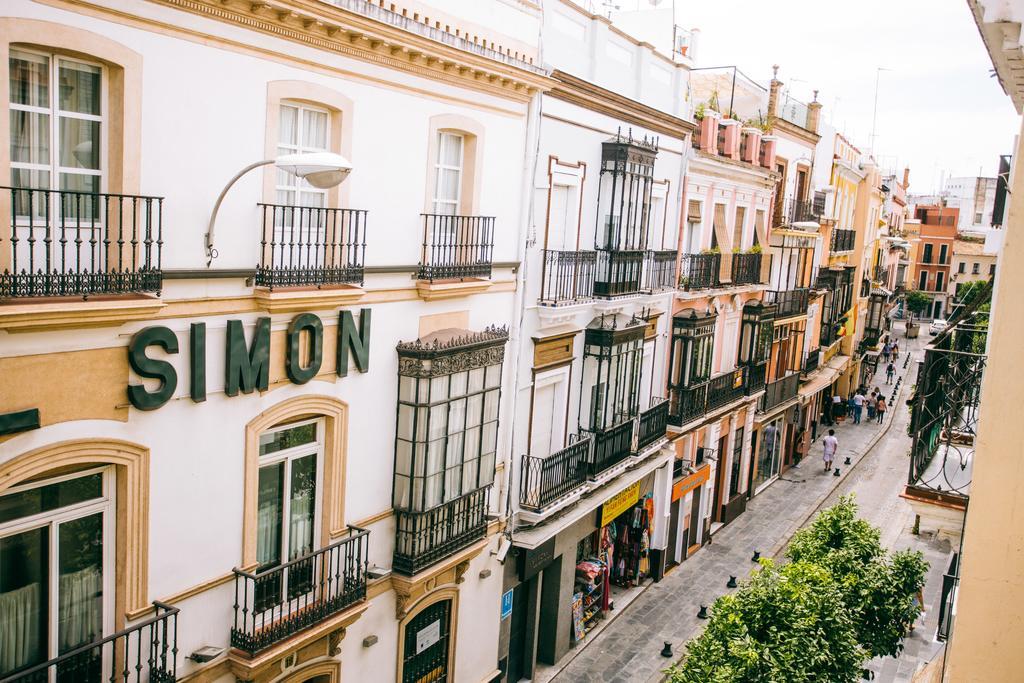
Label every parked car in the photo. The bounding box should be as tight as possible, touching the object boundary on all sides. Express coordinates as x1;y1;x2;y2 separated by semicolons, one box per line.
929;318;948;335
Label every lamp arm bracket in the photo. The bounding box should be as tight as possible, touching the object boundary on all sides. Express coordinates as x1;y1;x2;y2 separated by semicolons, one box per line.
205;159;275;267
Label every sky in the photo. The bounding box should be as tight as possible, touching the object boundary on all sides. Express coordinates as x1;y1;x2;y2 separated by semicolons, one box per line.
640;0;1021;193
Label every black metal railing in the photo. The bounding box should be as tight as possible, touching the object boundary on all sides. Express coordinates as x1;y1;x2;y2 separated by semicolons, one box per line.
759;372;800;412
783;197;823;225
744;361;768;394
519;437;591;511
1;602;178;683
587;419;635;476
418;214;494;281
802;350;821;375
594;249;644;297
394;487;489;575
679;253;721;290
668;383;708;426
936;553;960;642
830;228;856;253
231;528;369;655
255;204;366;289
637;398;669;449
643;250;677;292
706;370;746;411
731;252;764;285
764;288;810;318
539;249;596;304
1;186;163;299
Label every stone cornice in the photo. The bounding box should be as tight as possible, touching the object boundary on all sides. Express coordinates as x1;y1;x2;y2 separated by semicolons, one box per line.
549;69;696;139
147;0;556;102
690;150;780;188
771;117;821;146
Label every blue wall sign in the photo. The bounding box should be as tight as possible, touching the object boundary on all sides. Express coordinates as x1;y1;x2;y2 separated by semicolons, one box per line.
501;589;514;620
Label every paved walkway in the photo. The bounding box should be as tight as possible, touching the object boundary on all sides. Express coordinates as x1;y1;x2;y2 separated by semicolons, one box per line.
548;326;937;683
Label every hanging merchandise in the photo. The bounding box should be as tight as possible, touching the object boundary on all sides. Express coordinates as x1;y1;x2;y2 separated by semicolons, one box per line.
572;557;607;642
605;500;652;588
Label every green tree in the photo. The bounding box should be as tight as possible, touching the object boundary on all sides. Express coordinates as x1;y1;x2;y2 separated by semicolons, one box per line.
904;289;932;322
667;560;863;683
667;497;929;682
787;496;928;659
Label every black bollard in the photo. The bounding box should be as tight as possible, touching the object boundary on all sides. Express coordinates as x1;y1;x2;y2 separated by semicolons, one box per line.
751;550;761;562
661;642;674;658
834;467;841;476
844;456;851;465
697;604;708;619
727;575;737;588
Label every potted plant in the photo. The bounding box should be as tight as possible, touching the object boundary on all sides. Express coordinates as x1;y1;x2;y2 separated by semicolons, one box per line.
903;290;930;338
748;244;763;254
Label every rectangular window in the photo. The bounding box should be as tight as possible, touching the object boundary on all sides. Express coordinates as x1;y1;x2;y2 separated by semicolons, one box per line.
9;49;104;193
432;132;464;215
936;271;945;292
712;204;727;250
919;270;928;290
277;102;329;208
939;244;948;265
958;262;965;274
0;469;112;678
971;262;980;274
729;427;744;497
923;244;933;264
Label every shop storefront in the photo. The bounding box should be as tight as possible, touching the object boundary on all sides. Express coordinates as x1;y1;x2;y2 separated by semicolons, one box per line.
752;416;784;494
666;459;712;569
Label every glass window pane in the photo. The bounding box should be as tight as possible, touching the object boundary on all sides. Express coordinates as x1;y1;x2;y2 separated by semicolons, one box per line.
426;439;445;477
10;110;49;165
397;404;415;441
11;168;50;193
259;422;317;456
9;51;49;107
482;421;498;456
256;463;283;568
0;473;103;526
58;61;100;115
461;458;479;493
429;405;447;440
399;376;417;402
444;466;461;501
58;173;100;196
438;133;463;167
466;395;482;427
429;375;448;402
483;390;499;422
302;109;329;150
57;512;103;653
469;368;485;393
424;474;443;509
396;439;412;476
480;451;496;486
288;454;316;559
450;371;468;398
393;475;410;509
0;526;48;676
415;407;430;442
436;168;460;204
59;117;100;170
445;431;464;468
465;426;481;459
447;398;466;434
413;443;427;476
485;364;501;388
279;105;298;146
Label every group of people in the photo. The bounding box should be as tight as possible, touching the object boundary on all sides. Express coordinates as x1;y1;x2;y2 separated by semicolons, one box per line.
825;387;888;425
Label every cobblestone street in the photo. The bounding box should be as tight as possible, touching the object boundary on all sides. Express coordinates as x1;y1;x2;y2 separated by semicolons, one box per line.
549;324;948;683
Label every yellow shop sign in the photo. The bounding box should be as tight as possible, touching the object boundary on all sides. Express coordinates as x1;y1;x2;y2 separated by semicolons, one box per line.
600;481;642;527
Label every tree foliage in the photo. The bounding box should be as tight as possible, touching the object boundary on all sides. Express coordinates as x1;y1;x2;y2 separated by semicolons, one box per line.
666;496;928;682
904;289;932;320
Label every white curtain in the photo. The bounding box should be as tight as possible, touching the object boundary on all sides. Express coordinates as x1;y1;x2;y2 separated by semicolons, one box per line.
288;492;313;560
58;566;102;652
256;498;281;567
0;582;40;675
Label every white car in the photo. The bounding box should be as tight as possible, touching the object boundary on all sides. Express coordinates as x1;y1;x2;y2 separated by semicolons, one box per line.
929;318;948;335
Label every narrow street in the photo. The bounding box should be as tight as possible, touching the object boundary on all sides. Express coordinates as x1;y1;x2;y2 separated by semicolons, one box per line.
548;323;949;683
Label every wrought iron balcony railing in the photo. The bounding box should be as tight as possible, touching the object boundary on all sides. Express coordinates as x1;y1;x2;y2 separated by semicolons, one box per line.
418;214;494;281
231;527;369;655
594;249;644;297
255;203;366;289
936;553;960;642
1;186;163;299
519;437;591;511
1;601;178;683
730;252;765;285
636;398;670;449
802;350;821;375
643;250;677;292
706;369;746;412
764;288;810;318
679;252;721;290
830;228;856;253
539;249;596;305
759;372;800;412
744;361;768;394
783;197;823;226
394;487;489;575
586;419;636;476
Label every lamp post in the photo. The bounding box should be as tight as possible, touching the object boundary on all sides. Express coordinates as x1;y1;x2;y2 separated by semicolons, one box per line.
204;151;353;266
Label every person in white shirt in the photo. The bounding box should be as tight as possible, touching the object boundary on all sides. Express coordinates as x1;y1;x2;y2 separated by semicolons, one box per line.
852;392;865;424
822;429;839;472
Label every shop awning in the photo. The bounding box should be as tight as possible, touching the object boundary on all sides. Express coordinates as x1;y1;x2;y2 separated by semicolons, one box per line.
799;365;840;398
511;450;673;550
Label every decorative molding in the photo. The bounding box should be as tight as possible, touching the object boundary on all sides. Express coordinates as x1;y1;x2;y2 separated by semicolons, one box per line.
549;69;695;139
0;296;166;333
252;285;365;313
390;538;486;619
415;278;494;301
771;117;821;146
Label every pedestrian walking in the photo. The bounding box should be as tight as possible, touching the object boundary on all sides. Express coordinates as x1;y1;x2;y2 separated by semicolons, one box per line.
832;392;844;422
867;391;877;421
822;429;838;472
882;341;891;363
876;396;887;424
886;362;895;384
853;392;865;424
847;393;857;420
892;340;899;360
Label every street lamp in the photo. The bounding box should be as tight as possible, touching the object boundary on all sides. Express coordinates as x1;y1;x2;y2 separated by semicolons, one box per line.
204;151;353;265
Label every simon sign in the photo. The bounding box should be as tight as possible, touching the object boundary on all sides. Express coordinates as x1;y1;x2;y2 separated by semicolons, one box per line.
127;308;372;411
